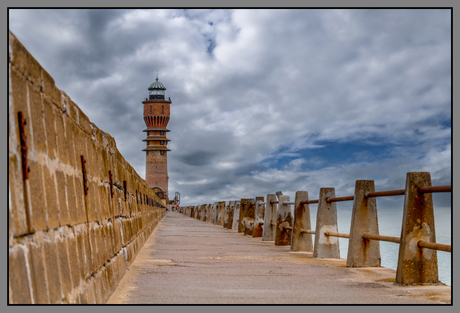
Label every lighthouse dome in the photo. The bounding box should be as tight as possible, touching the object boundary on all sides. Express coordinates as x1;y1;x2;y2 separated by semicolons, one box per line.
148;76;166;90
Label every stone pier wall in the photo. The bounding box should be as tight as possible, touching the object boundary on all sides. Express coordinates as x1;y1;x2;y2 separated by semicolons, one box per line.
8;31;165;304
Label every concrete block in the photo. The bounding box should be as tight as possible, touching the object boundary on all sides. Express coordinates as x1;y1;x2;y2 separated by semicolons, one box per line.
76;230;89;280
313;188;340;259
28;84;47;154
396;172;438;285
117;251;126;282
65;174;79;225
43;98;58;160
106;258;116;295
9;245;33;304
11;68;31;135
66;233;82;289
231;201;241;231
99;185;110;221
27;161;47;232
57;237;73;297
42;68;61;107
55;113;69;165
291;191;313;252
85;278;96;304
89;227;99;271
225;201;234;229
275;195;292;246
27;242;50;303
347;180;381;267
55;171;70;226
262;194;277;241
78;108;92;137
8;156;28;236
65;119;78;168
253;197;265;237
96;226;106;268
43;168;59;229
43;240;63;303
93;269;104;304
9;32;43;85
86;181;98;223
239;198;255;234
28;83;47;154
212;203;218;224
79;288;87;304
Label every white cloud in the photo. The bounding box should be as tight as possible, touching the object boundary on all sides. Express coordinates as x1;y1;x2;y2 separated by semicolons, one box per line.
9;9;451;208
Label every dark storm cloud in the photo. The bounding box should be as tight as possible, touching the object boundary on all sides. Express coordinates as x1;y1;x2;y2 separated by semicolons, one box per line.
9;9;451;209
178;151;218;166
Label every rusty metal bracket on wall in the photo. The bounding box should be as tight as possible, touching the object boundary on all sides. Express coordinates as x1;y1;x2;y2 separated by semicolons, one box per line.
109;170;113;198
18;112;30;181
81;155;88;196
123;181;127;201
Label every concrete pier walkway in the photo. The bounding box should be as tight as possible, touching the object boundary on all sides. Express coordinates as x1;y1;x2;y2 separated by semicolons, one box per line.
107;212;451;304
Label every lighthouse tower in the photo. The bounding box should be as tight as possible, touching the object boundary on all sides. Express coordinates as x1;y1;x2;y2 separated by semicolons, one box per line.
142;75;171;200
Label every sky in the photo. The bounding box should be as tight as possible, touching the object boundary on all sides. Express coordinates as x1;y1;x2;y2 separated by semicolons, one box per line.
9;9;452;210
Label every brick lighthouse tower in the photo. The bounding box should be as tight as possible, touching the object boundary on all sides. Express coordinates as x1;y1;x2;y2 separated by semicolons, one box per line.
142;75;171;201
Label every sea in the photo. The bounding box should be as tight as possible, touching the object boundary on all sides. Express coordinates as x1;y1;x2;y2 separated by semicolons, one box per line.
303;202;452;286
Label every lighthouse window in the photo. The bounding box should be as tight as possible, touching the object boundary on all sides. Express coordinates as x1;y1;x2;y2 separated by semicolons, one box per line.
160;141;164;145
160;131;164;135
150;106;152;113
161;151;165;155
162;106;164;113
146;151;149;155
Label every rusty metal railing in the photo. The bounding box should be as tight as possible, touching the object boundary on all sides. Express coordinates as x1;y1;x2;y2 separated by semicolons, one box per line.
365;189;405;198
326;196;354;203
418;240;451;252
178;174;452;286
325;231;350;239
362;233;400;244
418;185;451;194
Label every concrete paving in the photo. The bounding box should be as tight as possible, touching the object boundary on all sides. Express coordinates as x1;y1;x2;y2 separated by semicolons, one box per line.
107;212;451;304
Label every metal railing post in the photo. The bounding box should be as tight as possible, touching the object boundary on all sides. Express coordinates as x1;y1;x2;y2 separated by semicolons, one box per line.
347;180;381;267
396;172;439;285
291;191;313;252
313;188;340;259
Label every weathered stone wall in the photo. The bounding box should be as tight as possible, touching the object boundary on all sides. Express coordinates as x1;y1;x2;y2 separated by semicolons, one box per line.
8;31;165;304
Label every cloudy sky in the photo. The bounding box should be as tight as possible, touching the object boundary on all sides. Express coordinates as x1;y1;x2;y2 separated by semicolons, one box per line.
9;9;451;209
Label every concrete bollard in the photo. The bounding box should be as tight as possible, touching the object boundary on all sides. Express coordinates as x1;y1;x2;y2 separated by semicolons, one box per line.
313;188;340;259
291;191;313;252
275;195;293;246
347;180;381;267
262;194;277;241
206;204;212;224
224;201;234;229
200;204;207;221
231;201;241;231
211;202;218;224
194;205;200;219
396;172;438;285
253;197;265;237
218;201;226;226
239;198;256;235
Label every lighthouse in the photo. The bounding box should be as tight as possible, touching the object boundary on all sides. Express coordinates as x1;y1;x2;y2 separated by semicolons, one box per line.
142;75;171;201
